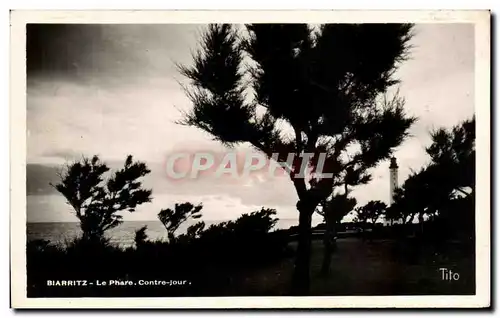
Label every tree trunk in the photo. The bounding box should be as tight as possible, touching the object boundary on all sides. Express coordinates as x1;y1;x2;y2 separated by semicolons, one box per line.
361;221;367;241
418;213;424;237
291;204;314;295
320;217;336;276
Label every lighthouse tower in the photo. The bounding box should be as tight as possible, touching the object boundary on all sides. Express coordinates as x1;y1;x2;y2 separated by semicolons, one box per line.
389;157;399;206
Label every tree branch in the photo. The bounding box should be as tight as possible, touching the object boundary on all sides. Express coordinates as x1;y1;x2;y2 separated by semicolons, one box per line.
456;187;470;197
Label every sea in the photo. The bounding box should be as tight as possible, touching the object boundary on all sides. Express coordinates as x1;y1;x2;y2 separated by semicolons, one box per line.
27;219;323;248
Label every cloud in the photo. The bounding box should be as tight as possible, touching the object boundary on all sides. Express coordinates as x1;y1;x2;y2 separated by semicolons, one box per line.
26;164;60;196
27;24;202;82
27;155;298;208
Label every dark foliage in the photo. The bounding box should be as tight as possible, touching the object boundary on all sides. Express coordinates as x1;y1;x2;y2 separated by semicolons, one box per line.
27;208;292;297
386;117;475;240
318;194;357;224
157;202;203;241
316;193;357;275
355;200;387;225
134;225;148;248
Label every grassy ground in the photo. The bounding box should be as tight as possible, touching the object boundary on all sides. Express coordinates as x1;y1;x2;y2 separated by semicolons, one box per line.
229;237;475;296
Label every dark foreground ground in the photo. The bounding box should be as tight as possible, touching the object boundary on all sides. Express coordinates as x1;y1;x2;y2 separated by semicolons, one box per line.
28;237;475;297
235;238;475;296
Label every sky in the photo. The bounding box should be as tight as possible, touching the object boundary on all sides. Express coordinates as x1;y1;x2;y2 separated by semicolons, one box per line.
26;23;475;223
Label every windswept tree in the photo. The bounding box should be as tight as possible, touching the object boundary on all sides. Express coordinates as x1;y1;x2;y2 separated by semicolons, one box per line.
178;23;415;294
52;155;152;242
158;202;203;241
317;193;357;276
185;221;206;239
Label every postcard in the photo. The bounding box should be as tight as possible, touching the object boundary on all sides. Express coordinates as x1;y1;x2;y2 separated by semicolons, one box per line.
10;10;491;309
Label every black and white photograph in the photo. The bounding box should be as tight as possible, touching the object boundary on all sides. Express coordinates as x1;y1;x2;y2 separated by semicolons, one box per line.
10;10;490;308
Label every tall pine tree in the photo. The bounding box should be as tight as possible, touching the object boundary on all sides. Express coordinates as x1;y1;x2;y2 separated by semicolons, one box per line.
178;24;415;294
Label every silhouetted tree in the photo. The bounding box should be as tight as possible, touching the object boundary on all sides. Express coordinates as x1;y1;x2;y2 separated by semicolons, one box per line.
356;200;387;224
385;188;409;224
192;208;281;260
354;207;368;225
317;192;356;276
186;221;206;239
135;225;148;248
426;117;475;197
52;155;152;242
386;170;430;227
231;207;278;234
158;202;203;241
316;160;380;275
178;23;415;294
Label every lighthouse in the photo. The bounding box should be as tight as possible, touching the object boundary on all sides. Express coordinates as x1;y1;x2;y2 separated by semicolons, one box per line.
389;157;399;205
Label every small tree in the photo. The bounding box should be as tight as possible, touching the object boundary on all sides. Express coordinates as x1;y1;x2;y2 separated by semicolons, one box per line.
355;200;387;226
231;207;278;234
367;200;387;224
52;155;152;242
158;202;203;242
385;188;408;224
426;117;475;197
135;225;149;248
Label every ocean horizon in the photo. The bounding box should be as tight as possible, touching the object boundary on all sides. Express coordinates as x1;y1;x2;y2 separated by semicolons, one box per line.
27;218;324;248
